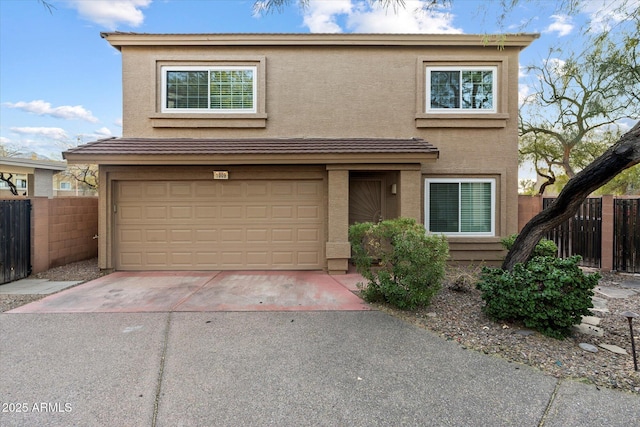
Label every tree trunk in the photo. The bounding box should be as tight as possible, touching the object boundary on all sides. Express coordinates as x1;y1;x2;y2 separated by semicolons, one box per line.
503;121;640;271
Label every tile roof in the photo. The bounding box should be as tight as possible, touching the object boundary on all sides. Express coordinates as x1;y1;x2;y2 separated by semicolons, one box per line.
63;137;439;157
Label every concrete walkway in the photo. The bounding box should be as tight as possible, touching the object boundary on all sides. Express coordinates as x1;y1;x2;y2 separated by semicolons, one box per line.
1;311;638;426
0;279;82;295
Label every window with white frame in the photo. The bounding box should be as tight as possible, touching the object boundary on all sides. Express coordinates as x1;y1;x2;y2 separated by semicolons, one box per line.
425;178;495;236
426;67;497;113
59;182;71;190
162;66;257;113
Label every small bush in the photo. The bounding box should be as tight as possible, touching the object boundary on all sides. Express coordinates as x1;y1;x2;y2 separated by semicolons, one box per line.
476;256;600;339
501;234;558;258
349;218;449;310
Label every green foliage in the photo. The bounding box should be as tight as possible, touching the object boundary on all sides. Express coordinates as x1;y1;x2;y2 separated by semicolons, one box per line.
501;234;558;258
476;256;600;339
349;218;449;310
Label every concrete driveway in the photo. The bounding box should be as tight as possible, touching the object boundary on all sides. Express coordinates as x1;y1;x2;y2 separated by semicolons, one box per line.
7;271;370;313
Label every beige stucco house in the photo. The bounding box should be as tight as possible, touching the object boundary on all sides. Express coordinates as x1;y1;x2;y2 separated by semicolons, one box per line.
63;32;537;274
0;157;67;198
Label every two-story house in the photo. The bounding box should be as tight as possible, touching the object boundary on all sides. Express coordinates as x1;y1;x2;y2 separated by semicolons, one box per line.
63;33;537;274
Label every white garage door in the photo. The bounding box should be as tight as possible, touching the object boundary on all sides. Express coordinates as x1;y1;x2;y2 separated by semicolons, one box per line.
114;179;324;270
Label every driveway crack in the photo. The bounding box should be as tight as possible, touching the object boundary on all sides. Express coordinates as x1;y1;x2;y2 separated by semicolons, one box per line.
538;378;561;427
152;312;172;427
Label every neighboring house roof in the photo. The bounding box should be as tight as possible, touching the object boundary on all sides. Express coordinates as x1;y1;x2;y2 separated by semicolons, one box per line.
0;156;66;172
63;137;439;165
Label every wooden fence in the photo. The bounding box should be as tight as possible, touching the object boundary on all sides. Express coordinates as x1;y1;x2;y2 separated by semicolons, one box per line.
519;195;640;273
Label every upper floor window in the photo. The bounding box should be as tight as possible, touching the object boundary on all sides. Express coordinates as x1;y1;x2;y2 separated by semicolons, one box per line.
59;182;72;190
162;66;257;113
426;67;497;113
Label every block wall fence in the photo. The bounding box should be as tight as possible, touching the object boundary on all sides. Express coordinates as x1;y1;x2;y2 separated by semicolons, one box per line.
518;195;616;271
30;197;98;273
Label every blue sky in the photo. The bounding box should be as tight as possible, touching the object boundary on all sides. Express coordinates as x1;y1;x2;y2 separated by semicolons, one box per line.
0;0;634;161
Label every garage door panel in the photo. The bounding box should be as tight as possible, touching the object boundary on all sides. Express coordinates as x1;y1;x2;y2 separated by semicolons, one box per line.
146;206;168;220
146;229;168;243
115;179;324;270
272;206;293;218
246;182;268;196
169;182;192;197
221;183;243;197
144;183;168;197
298;251;321;265
119;229;142;243
298;205;320;219
195;229;218;243
298;228;320;242
195;206;218;219
221;206;243;218
272;229;293;243
298;181;322;196
247;229;269;242
246;206;268;218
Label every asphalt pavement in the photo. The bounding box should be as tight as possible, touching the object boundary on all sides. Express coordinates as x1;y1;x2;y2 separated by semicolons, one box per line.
1;310;638;426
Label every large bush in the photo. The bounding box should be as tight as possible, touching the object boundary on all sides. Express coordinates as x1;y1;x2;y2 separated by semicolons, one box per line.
476;256;600;339
500;233;558;258
349;218;449;310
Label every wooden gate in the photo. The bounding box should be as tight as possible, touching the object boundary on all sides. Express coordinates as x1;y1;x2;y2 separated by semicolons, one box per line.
0;199;32;284
614;199;640;273
543;197;602;268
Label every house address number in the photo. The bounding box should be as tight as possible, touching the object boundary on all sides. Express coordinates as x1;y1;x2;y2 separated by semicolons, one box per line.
213;171;229;180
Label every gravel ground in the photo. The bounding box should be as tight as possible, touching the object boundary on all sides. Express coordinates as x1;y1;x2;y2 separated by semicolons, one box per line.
375;268;640;395
0;258;106;313
1;259;638;394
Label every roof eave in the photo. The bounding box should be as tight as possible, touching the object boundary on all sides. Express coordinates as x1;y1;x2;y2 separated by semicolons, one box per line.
100;32;540;50
62;152;438;166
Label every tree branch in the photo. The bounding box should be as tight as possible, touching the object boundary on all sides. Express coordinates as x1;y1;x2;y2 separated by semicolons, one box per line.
503;120;640;271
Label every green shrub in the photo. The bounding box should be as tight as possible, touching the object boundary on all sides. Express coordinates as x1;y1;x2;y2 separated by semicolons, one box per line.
476;256;600;339
349;218;449;310
501;234;558;258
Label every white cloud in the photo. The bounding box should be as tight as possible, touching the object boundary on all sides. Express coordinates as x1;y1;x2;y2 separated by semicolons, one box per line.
5;100;99;123
303;0;462;34
94;127;113;137
518;83;532;106
544;15;573;37
67;0;152;30
0;137;10;144
544;58;567;76
303;0;352;33
10;127;69;142
582;0;639;32
114;118;123;127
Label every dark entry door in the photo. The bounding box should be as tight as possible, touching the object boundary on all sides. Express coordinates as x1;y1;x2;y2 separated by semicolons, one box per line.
349;177;385;224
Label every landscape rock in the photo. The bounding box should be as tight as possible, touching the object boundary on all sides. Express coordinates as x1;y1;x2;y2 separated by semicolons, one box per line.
579;343;599;353
595;286;638;299
581;315;601;326
598;344;628;355
572;323;604;337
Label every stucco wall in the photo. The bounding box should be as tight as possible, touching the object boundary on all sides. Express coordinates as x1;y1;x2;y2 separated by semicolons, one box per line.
97;34;537;268
31;197;98;272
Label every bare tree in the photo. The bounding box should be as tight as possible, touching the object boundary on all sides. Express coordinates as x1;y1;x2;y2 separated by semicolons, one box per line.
519;43;638;193
0;173;20;196
65;164;99;190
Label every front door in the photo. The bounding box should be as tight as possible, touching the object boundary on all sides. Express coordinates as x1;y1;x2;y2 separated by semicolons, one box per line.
349;175;385;224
